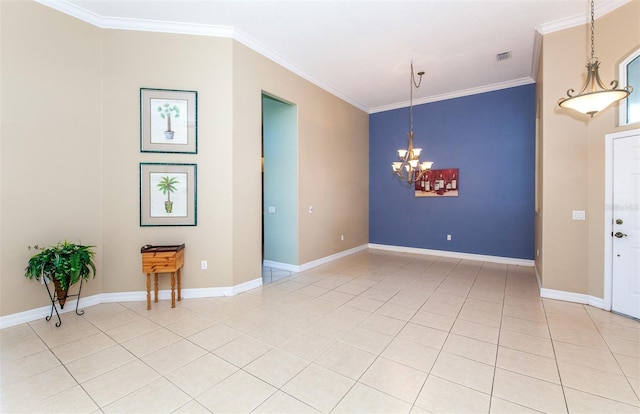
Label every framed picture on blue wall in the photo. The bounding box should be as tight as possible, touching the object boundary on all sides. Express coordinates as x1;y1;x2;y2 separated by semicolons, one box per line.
140;88;198;153
415;168;459;197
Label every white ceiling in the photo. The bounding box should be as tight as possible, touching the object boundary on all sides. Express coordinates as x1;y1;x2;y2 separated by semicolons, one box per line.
41;0;630;113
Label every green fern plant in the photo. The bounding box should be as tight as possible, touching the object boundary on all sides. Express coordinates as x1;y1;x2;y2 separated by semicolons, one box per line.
25;241;96;307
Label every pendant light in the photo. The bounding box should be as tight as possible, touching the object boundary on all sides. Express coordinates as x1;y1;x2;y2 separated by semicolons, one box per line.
558;0;633;117
391;63;433;184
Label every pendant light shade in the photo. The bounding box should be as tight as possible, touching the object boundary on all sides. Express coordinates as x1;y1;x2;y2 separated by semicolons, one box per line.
558;0;633;117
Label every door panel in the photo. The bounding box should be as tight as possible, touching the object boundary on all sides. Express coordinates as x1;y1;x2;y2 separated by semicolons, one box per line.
612;133;640;319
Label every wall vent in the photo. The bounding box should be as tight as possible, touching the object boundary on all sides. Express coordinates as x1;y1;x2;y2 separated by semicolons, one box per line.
496;51;512;61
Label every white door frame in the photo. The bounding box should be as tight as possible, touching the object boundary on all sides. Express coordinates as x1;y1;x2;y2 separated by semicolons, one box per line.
603;128;640;311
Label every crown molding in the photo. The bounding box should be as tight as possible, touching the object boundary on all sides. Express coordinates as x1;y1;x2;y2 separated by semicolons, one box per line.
369;77;535;114
37;0;627;115
536;0;630;35
34;0;370;113
36;0;233;37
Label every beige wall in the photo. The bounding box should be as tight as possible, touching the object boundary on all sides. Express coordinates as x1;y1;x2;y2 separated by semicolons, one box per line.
0;1;369;317
101;30;236;293
537;1;640;298
534;48;544;285
1;2;104;315
231;42;369;278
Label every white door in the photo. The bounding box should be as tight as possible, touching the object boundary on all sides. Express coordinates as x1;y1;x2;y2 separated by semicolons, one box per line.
612;132;640;319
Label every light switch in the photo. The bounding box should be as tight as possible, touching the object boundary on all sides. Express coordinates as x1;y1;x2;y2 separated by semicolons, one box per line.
268;206;276;214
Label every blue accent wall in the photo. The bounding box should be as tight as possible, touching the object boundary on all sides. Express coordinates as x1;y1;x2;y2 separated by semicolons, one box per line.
369;84;536;260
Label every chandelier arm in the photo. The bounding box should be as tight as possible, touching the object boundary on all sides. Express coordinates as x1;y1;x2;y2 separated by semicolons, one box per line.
591;61;614;91
564;64;595;98
393;167;415;185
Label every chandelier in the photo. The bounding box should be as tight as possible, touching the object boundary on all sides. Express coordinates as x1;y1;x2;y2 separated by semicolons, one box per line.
558;0;633;117
391;63;433;184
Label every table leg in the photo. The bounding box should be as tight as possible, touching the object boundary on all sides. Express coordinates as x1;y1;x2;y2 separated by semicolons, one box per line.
154;273;159;303
170;272;176;308
177;268;182;302
146;273;151;310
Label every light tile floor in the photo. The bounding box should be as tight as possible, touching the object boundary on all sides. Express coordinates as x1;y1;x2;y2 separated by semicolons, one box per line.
1;249;639;413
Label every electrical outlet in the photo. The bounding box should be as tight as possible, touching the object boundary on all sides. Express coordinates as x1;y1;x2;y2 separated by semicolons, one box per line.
447;234;452;241
201;260;207;270
341;234;344;241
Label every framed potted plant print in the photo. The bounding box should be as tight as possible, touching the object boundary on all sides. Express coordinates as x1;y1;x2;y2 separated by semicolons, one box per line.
140;88;197;153
140;163;197;226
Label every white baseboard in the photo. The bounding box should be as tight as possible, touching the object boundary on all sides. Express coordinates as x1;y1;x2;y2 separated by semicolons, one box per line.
5;243;606;329
230;277;263;295
535;265;605;309
0;293;102;329
2;244;371;329
99;277;263;304
368;243;535;267
539;288;605;309
298;244;369;272
264;244;369;273
0;278;263;330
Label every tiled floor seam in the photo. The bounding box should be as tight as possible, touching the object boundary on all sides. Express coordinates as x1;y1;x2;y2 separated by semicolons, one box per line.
486;263;509;414
584;304;640;405
28;314;154;413
541;298;571;413
409;258;483;413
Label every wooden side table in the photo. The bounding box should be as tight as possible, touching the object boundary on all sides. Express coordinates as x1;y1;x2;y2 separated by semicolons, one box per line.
141;244;185;310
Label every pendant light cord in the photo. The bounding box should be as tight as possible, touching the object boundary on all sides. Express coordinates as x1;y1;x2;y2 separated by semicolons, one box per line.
590;0;595;61
409;62;424;136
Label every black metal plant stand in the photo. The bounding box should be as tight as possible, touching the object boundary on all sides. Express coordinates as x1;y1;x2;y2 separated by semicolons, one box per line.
43;277;84;327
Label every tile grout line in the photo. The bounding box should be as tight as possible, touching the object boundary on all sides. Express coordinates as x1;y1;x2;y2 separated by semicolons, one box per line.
486;262;509;414
540;298;570;413
583;305;640;405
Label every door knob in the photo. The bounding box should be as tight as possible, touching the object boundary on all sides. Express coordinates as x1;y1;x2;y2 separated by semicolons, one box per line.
614;232;628;238
615;219;623;225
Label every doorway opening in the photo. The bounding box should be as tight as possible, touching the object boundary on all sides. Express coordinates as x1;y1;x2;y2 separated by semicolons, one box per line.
261;93;299;284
